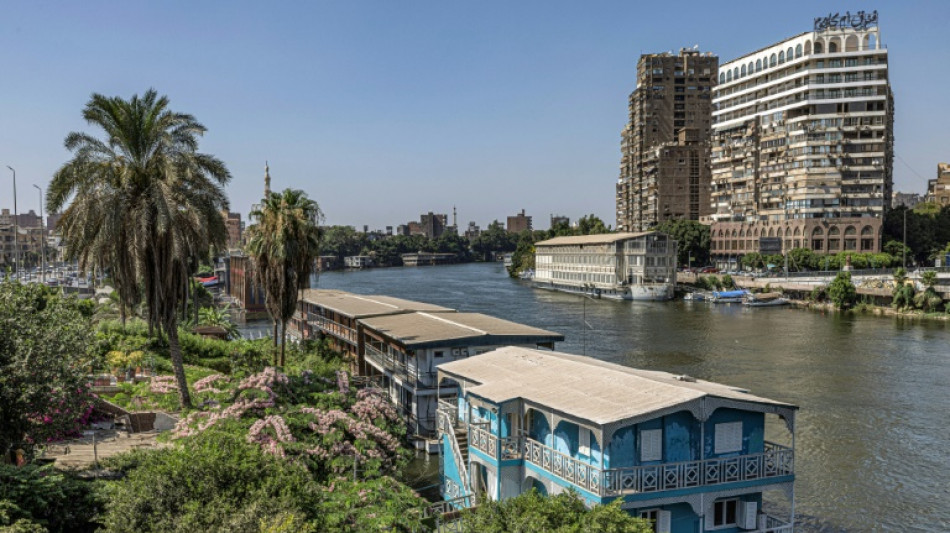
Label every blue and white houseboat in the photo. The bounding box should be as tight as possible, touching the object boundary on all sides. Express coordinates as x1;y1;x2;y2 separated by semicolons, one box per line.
437;347;797;532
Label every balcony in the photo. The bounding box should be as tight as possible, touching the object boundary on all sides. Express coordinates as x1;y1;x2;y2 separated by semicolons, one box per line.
364;344;436;387
307;313;357;345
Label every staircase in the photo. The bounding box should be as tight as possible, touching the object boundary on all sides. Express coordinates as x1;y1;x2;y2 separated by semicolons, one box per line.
455;428;469;465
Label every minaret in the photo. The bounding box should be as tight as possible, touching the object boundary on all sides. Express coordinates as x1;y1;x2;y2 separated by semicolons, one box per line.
264;161;272;198
453;205;457;227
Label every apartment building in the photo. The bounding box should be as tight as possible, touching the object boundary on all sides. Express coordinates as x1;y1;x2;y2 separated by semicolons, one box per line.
617;49;718;232
926;163;950;206
507;210;532;234
709;18;892;267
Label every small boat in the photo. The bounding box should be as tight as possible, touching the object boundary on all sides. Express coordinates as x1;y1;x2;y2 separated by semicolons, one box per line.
710;289;751;303
519;269;535;281
744;292;789;307
683;292;706;302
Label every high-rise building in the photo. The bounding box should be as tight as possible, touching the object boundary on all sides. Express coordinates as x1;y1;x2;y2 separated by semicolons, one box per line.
709;16;892;268
507;209;532;234
616;49;718;232
926;163;950;206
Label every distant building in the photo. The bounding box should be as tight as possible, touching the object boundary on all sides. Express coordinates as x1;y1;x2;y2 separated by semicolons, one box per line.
226;253;266;316
221;211;243;250
891;192;922;209
0;209;41;229
46;212;62;233
550;214;570;228
419;212;448;239
616;49;718;232
709;20;892;268
401;252;457;266
926;163;950;206
463;221;481;240
344;255;374;269
507;209;532;234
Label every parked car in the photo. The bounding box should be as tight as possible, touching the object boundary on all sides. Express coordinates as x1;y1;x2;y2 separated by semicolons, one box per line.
700;266;719;273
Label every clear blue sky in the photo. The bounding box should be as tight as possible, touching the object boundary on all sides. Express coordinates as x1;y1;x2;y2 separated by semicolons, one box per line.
1;1;948;230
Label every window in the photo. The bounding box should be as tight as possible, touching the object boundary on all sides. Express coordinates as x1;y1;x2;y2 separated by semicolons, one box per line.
579;428;591;456
434;350;444;358
639;509;671;533
713;499;739;527
714;421;742;454
640;429;662;461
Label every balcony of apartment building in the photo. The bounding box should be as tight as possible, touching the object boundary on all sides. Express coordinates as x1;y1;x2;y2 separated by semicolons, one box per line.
307;312;358;346
363;341;436;388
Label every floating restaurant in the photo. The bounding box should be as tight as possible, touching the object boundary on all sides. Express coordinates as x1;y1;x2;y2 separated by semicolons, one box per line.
437;347;797;532
287;290;563;442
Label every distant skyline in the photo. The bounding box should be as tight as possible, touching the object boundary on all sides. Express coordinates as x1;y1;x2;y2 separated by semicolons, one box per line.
2;1;949;230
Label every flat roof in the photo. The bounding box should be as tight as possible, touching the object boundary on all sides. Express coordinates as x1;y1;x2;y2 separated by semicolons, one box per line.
359;312;564;349
439;347;796;426
299;289;454;318
535;231;661;247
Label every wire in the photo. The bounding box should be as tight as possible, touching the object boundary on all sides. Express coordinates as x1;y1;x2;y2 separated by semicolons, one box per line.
894;153;929;184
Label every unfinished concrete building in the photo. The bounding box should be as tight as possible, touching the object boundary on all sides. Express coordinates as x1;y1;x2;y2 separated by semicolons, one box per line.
616;48;718;232
709;19;893;268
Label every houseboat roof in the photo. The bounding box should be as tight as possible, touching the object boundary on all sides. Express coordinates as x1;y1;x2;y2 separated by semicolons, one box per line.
359;312;564;349
299;289;454;318
534;231;659;247
438;347;796;425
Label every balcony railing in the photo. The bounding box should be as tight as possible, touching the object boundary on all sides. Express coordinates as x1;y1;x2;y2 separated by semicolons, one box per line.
478;435;793;497
364;344;436;386
307;314;357;345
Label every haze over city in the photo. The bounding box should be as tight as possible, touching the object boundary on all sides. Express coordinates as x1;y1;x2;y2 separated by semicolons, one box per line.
2;1;949;229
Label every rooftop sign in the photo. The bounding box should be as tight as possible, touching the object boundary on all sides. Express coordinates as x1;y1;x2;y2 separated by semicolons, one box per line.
814;10;878;32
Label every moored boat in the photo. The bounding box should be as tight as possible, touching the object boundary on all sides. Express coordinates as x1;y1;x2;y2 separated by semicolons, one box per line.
743;292;789;307
710;289;751;303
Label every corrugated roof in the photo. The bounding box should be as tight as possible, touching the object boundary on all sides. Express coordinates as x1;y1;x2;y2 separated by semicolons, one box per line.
535;232;657;247
439;347;796;425
359;312;564;349
299;289;454;318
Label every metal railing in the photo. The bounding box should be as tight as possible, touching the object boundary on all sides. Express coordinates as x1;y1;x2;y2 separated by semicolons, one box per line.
308;314;357;345
365;344;437;386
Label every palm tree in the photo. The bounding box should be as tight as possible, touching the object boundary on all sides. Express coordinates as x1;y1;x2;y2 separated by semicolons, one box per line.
48;89;230;408
198;305;241;340
246;189;323;366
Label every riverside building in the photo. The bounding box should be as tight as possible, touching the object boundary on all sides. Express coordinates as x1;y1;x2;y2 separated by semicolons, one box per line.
533;232;677;301
437;347;798;532
709;13;892;269
617;49;718;232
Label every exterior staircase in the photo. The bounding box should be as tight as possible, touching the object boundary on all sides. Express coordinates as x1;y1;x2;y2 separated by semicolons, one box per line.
455;427;469;465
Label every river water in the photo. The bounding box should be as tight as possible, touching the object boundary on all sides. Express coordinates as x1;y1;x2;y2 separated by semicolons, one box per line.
313;262;950;532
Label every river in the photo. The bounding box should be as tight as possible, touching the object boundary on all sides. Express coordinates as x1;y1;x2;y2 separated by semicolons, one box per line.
312;262;950;532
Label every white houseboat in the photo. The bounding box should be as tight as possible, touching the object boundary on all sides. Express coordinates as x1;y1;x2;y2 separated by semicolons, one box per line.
533;232;677;301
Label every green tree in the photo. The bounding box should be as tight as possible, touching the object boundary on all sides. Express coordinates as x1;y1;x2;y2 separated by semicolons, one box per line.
471;221;516;261
48;90;230;408
459;489;651;533
655;219;711;267
891;267;916;311
828;271;857;310
720;273;734;289
247;189;323;367
198;305;240;340
507;231;536;278
0;282;95;459
319;226;366;262
577;214;610;235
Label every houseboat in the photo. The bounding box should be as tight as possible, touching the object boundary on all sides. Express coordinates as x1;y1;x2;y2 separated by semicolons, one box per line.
533;232;677;301
437;347;797;532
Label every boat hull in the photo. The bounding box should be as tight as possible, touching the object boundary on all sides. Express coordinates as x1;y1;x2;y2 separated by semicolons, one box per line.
531;281;674;301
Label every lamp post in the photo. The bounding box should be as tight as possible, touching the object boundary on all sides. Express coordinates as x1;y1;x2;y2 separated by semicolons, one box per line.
33;185;46;284
902;208;907;270
6;166;18;277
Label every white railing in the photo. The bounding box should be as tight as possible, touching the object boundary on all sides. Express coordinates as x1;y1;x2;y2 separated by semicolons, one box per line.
364;344;436;386
761;515;793;533
437;407;473;499
469;423;497;457
309;314;357;345
523;438;604;495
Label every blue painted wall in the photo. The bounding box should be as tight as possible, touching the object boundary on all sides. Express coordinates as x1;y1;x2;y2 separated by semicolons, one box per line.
441;435;466;501
529;410;552;446
606;410;700;468
703;408;765;458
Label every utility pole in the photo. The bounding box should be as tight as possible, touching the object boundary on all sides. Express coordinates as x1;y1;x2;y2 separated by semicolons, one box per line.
902;208;907;270
33;185;46;283
6;166;18;276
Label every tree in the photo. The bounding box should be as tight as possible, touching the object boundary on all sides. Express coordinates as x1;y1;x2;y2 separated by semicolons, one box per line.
827;272;857;310
655;220;710;267
577;214;610;235
891;267;916;311
0;281;95;459
198;305;240;340
49;90;231;408
471;221;516;261
247;189;323;367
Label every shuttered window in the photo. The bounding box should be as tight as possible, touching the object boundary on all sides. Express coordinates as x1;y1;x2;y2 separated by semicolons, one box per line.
640;429;662;462
714;421;743;454
578;428;591;456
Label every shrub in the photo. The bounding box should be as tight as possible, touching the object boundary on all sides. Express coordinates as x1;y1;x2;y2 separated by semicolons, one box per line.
0;464;102;533
809;286;828;302
720;274;734;289
828;272;857;310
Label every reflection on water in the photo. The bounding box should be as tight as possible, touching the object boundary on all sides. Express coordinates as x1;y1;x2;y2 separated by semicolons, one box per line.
315;263;950;532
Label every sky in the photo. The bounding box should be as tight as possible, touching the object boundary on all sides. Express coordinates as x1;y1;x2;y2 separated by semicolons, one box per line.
2;1;949;230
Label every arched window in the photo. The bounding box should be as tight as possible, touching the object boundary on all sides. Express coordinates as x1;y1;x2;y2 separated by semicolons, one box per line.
804;40;812;55
727;70;732;82
739;229;745;237
861;226;874;236
787;47;794;60
748;62;754;75
762;56;769;69
828;40;838;53
754;228;759;237
796;44;803;58
844;226;857;236
785;226;792;236
778;51;785;64
812;227;824;236
741;65;746;77
732;229;738;237
768;228;775;237
845;35;858;52
733;67;739;79
828;226;840;236
720;72;725;84
814;42;823;54
756;59;762;72
769;53;777;67
794;227;801;236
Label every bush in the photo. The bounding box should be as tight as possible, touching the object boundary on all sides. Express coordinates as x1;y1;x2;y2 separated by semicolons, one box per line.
808;286;827;302
0;464;102;533
828;272;857;310
720;274;734;289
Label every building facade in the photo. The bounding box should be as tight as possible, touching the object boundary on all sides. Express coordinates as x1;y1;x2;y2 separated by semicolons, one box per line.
710;20;893;268
533;232;677;300
926;163;950;206
507;209;532;234
438;347;797;533
617;49;718;232
221;210;243;250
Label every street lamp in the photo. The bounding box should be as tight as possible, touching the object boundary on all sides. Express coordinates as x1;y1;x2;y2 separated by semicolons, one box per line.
6;166;18;276
33;185;46;284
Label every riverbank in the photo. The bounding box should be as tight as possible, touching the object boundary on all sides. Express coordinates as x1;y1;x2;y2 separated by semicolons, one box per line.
788;298;950;321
